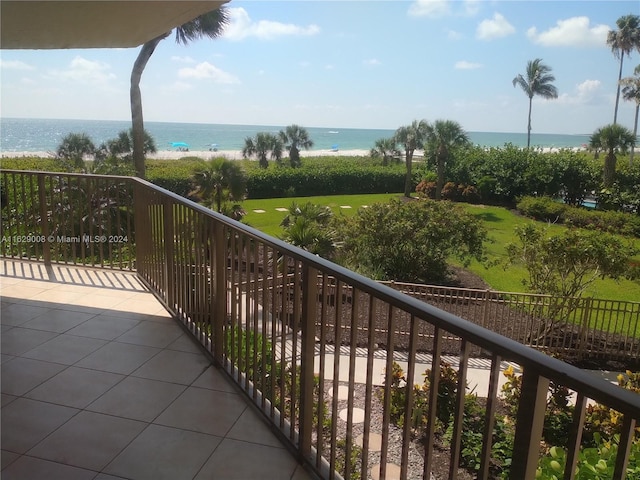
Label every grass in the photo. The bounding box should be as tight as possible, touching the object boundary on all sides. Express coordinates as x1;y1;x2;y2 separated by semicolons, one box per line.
242;195;640;304
242;193;401;237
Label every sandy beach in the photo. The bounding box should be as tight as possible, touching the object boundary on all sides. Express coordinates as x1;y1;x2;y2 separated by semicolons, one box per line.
1;146;584;161
0;148;374;160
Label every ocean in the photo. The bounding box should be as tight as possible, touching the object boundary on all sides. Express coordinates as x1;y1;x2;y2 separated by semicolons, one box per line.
0;117;591;153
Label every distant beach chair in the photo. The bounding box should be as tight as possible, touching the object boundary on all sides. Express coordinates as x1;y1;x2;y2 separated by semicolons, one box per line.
330;144;339;152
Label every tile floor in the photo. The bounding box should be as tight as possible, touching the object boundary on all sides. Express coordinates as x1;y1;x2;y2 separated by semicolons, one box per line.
0;259;316;480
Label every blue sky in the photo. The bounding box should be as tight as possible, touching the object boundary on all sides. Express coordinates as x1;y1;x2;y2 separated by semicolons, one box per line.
1;1;639;134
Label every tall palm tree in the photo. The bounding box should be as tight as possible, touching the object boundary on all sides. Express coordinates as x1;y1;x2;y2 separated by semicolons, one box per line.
607;14;640;124
279;125;314;168
191;157;247;215
370;137;401;166
242;132;284;168
131;8;228;178
395;120;429;197
425;120;470;200
620;65;640;164
589;124;636;188
512;58;559;148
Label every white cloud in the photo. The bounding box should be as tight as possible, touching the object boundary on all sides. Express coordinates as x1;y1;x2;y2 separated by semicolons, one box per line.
177;62;240;84
556;79;602;105
455;60;483;70
47;56;116;85
0;60;35;71
363;58;382;67
476;13;515;40
224;7;320;41
447;29;463;40
408;0;451;18
527;17;609;47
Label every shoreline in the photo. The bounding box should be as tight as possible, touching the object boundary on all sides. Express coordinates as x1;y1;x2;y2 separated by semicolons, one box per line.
0;149;373;160
0;146;586;161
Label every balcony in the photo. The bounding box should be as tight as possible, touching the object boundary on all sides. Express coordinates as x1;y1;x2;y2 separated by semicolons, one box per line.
1;259;314;479
1;169;639;480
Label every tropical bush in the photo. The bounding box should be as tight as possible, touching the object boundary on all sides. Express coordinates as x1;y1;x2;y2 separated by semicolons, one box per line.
334;198;488;283
516;196;640;238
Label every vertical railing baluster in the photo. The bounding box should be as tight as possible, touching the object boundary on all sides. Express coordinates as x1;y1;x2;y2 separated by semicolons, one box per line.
423;326;442;479
299;264;318;459
613;415;636;480
564;393;587;480
213;222;226;365
510;368;550;480
449;338;470;478
162;196;175;311
37;173;51;266
478;353;501;480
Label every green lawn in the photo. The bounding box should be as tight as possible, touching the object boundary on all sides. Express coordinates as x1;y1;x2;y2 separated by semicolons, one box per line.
242;195;640;303
243;193;401;237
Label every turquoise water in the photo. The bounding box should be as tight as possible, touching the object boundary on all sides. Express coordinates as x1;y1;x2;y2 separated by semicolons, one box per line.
0;117;591;153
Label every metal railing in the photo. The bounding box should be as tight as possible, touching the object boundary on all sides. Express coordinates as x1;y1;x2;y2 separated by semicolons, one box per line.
381;282;640;362
2;169;639;480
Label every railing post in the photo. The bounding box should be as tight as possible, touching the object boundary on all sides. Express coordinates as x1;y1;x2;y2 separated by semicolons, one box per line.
37;173;51;266
162;196;175;309
510;368;550;480
212;221;226;365
299;264;318;458
576;297;592;360
132;181;144;275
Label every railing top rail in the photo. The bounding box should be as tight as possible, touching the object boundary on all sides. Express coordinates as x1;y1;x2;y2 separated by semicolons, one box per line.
379;280;640;306
5;169;640;416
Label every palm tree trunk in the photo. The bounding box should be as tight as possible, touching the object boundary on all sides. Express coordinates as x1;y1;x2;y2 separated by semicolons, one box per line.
404;150;413;197
603;150;616;188
130;34;168;178
527;95;533;148
613;53;625;125
631;104;639;166
435;147;446;201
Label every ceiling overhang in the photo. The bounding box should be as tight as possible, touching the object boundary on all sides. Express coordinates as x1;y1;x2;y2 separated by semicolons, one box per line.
1;1;228;49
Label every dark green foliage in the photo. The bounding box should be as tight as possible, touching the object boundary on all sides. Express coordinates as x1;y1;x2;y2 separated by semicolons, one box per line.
517;196;640;238
245;158;405;198
335;198;488;283
145;159;204;197
516;196;567;222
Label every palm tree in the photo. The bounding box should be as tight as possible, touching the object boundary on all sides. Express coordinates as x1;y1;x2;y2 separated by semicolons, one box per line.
512;59;559;148
395;120;429;197
607;14;640;124
280;202;335;258
191;158;247;215
279;125;314;168
620;65;640;164
589;124;636;188
131;8;228;178
242;132;284;168
370;137;401;166
425;120;471;200
96;129;157;160
56;132;96;171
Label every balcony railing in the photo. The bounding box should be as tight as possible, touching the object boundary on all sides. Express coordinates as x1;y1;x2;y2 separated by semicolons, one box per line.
2;169;639;480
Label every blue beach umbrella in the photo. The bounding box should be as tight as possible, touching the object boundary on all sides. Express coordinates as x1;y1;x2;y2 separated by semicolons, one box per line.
170;141;189;148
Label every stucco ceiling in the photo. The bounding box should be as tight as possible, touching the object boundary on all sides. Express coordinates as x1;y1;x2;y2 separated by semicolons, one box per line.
1;1;228;49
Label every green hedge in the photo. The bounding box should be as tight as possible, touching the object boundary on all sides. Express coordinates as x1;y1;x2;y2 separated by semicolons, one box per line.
245;163;405;199
516;196;640;238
